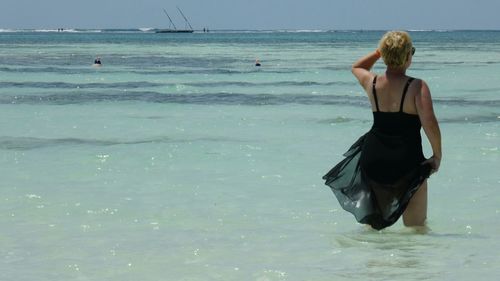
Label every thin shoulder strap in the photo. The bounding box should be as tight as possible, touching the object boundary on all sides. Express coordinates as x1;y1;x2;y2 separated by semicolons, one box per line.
372;75;380;112
399;77;415;112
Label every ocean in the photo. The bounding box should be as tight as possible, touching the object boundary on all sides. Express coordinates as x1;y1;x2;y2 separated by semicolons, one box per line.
0;29;499;281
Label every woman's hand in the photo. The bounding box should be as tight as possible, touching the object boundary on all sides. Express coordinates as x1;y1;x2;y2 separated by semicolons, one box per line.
423;155;441;174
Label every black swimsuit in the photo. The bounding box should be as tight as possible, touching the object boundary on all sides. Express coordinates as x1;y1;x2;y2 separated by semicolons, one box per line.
323;76;431;230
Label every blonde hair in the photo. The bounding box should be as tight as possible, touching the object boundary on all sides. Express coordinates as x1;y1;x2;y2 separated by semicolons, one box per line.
379;31;413;68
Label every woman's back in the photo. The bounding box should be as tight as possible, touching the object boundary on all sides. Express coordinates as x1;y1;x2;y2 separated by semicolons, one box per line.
361;74;425;184
369;75;422;135
368;74;419;114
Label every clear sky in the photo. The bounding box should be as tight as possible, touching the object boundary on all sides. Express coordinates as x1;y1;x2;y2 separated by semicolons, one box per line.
1;0;499;30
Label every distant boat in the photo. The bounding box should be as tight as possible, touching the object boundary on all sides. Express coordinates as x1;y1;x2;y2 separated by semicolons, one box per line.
155;7;194;33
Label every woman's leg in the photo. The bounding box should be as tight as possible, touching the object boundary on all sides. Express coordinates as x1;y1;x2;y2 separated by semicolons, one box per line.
403;180;428;226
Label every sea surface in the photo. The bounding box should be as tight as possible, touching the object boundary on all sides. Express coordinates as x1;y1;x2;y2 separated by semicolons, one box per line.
0;29;499;281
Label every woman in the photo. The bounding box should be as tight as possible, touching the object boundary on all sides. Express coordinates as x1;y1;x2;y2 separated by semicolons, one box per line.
323;31;442;230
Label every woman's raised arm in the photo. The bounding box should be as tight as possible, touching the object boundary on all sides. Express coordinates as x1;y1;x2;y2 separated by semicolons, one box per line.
351;50;380;90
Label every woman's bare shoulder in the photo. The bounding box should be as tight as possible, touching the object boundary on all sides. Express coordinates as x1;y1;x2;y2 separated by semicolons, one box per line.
409;78;429;97
413;78;432;99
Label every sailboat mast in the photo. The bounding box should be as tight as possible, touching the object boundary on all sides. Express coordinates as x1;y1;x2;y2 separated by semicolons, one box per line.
176;6;193;30
162;9;177;30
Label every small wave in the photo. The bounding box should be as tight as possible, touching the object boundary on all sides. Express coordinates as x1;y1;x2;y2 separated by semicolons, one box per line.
317;117;356;124
293;29;325;33
131;68;303;75
61;28;78;33
33;29;55;32
0;91;368;106
440;114;500;124
0;81;164;89
74;29;102;33
0;80;352;91
0;28;18;33
34;29;71;32
0;136;170;150
436;98;500;107
184;80;353;87
0;28;111;33
10;28;86;33
259;29;327;33
0;66;100;75
0;135;248;151
100;28;152;33
210;29;329;34
2;28;149;33
3;92;500;111
408;29;433;32
0;65;303;76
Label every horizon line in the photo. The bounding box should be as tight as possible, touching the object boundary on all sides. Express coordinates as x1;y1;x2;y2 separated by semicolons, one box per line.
2;27;500;32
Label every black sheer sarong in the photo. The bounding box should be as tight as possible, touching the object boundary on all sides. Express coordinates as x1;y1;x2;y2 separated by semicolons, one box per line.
322;133;432;230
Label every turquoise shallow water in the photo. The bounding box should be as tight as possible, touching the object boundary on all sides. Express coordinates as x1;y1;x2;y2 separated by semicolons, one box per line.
1;30;499;280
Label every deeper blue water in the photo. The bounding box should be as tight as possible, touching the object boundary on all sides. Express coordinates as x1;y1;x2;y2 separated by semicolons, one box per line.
0;30;499;281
